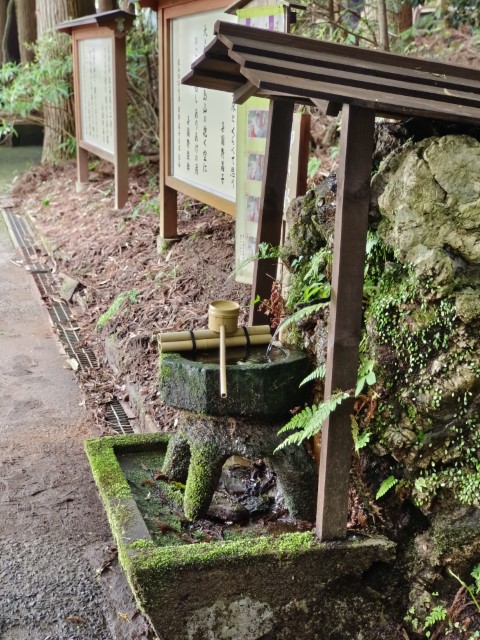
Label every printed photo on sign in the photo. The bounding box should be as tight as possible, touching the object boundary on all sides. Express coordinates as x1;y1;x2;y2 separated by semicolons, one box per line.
247;109;268;139
247;154;264;181
246;236;257;259
246;196;261;223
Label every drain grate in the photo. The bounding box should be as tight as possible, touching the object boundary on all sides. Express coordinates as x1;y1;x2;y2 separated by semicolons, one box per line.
0;195;17;208
4;211;35;251
105;399;134;434
32;271;56;299
57;326;98;370
5;208;138;433
47;302;72;325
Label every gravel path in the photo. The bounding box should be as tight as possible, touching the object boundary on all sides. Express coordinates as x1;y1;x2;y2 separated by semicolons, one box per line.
0;211;154;639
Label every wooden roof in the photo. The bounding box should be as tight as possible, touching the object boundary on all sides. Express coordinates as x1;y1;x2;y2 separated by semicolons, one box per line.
57;10;135;34
183;21;480;124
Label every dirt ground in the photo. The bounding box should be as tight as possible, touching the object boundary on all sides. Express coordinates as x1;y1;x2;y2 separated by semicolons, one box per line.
0;210;155;639
10;159;253;433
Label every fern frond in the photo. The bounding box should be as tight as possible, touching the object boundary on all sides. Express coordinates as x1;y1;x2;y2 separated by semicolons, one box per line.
275;391;349;452
376;475;398;499
279;302;328;332
300;363;326;387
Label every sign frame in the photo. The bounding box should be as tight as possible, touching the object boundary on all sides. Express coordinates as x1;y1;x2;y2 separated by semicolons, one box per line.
58;11;134;210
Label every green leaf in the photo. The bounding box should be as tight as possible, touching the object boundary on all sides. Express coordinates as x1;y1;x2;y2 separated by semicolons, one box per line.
275;391;349;452
376;476;398;499
351;415;371;453
299;364;326;387
355;376;367;397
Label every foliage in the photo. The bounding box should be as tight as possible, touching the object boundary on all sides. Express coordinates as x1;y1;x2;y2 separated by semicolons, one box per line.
96;289;139;329
125;11;159;154
449;564;480;614
287;246;333;309
294;0;379;47
423;604;448;637
300;363;325;387
355;356;376;397
0;10;159;156
0;32;73;146
447;0;479;28
351;415;371;453
275;390;350;452
375;475;398;500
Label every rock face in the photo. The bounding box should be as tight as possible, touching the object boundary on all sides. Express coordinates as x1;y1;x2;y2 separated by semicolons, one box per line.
372;135;480;305
286;131;480;629
367;135;480;622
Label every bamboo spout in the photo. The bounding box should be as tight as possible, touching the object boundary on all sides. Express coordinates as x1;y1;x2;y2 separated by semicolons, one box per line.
219;325;227;398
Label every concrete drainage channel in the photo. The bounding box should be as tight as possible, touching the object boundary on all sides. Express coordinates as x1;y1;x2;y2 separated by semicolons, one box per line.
2;207;135;435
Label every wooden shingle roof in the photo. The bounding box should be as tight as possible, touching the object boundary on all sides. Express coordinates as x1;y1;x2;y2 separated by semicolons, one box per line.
183;21;480;124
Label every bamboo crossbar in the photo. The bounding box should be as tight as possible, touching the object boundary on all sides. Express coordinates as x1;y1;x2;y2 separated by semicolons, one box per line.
158;333;272;353
158;325;271;344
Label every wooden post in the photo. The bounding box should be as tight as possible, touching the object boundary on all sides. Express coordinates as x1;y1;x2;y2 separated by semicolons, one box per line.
158;6;178;241
249;99;294;326
113;30;128;210
316;104;375;541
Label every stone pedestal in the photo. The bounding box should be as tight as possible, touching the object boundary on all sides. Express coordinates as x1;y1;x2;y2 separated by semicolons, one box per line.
163;411;317;521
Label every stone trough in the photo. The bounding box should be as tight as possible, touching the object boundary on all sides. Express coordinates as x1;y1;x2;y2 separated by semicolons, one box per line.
85;433;398;640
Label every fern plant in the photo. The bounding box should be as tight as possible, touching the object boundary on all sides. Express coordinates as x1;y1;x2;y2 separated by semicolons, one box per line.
275;391;349;452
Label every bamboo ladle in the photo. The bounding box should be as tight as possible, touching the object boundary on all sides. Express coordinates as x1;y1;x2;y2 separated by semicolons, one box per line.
208;300;240;398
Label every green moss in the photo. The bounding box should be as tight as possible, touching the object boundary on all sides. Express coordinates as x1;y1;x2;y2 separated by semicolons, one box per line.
85;434;170;547
129;539;156;550
183;442;223;521
125;530;317;606
96;289;139;330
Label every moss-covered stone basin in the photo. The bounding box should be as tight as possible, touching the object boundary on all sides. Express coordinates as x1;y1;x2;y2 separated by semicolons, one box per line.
86;433;399;640
159;346;312;418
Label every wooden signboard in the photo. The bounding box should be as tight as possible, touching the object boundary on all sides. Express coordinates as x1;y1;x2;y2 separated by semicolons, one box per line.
140;0;237;241
58;11;134;210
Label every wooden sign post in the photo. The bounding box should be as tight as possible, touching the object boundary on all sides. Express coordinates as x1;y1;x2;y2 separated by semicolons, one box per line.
140;0;238;242
58;11;134;210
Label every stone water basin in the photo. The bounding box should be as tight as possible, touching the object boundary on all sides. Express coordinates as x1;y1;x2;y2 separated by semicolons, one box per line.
159;345;312;419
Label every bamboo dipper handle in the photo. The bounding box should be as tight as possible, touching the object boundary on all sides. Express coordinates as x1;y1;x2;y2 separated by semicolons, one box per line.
219;324;227;398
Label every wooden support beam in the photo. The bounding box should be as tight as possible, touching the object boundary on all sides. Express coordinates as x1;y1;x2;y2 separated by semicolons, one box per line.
158;6;178;241
316;104;375;541
249;99;294;326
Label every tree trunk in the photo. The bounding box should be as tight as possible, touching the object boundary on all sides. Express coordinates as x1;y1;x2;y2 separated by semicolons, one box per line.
97;0;115;12
15;0;36;63
392;2;412;35
0;0;7;64
377;0;389;51
36;0;95;164
2;0;18;63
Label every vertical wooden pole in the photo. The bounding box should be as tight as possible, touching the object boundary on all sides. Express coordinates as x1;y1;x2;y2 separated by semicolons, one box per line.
113;33;128;210
158;7;178;241
72;33;89;192
316;104;375;541
249;99;294;326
